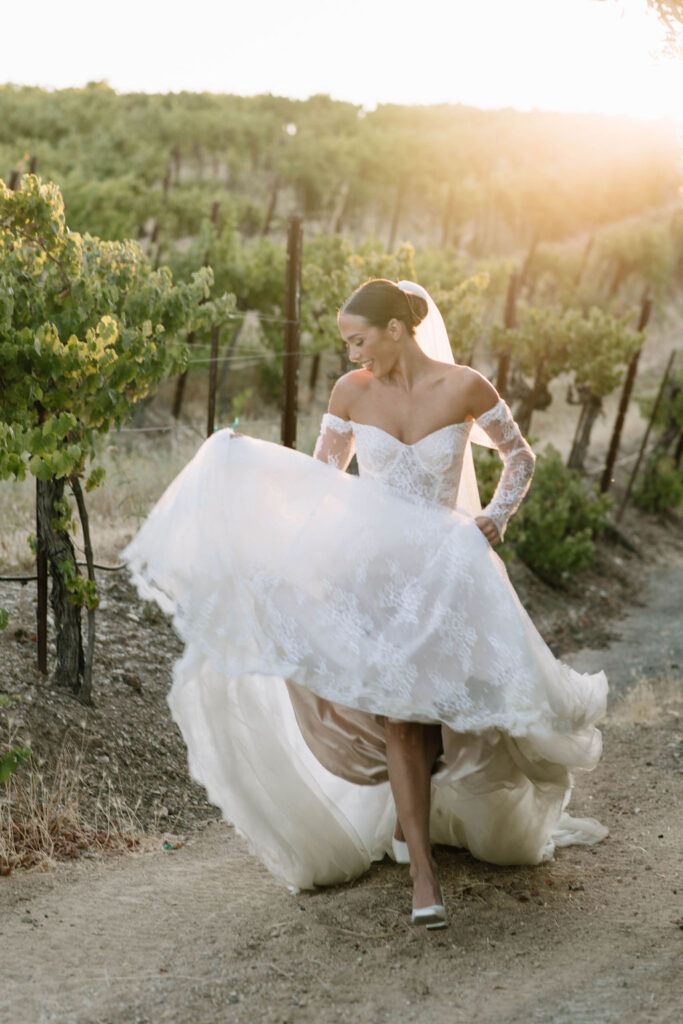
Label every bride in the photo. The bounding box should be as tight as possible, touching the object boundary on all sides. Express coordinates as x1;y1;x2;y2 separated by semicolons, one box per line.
123;278;608;930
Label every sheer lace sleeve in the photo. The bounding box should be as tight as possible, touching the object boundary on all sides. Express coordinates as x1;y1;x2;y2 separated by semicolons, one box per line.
475;399;535;540
313;413;356;471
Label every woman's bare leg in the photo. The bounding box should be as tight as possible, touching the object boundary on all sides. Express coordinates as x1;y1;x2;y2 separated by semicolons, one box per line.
392;724;442;842
385;721;442;909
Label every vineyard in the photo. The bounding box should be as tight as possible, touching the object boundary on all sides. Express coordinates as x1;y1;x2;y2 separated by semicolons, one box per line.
0;80;682;1024
0;85;682;839
1;88;682;680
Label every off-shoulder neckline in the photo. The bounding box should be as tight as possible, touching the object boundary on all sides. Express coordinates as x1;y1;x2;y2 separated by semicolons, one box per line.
323;398;504;448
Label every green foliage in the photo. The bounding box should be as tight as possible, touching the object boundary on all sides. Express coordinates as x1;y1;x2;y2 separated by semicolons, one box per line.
492;303;640;395
632;452;683;513
0;608;8;630
638;369;683;433
595;220;675;299
631;369;683;513
50;496;75;533
491;304;574;381
567;306;641;398
58;560;99;611
476;445;613;585
415;247;512;336
0;746;32;784
0;175;235;486
1;85;677;261
302;235;417;360
425;276;491;364
85;465;106;492
230;387;253;424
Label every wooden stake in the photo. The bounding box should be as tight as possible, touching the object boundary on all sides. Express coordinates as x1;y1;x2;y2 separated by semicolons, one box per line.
281;215;303;449
617;349;677;522
172;331;195;419
206;325;220;438
262;178;280;236
600;288;652;493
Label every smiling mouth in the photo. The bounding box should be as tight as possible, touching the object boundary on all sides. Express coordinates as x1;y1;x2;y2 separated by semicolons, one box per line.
361;360;374;371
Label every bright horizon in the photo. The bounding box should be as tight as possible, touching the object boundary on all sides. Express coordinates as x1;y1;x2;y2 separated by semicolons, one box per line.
3;0;682;122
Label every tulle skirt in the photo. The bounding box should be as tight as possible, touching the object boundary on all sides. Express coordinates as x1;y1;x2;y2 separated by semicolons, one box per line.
122;430;608;890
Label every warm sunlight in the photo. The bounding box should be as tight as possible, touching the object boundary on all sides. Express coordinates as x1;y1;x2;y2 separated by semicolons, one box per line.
2;0;682;121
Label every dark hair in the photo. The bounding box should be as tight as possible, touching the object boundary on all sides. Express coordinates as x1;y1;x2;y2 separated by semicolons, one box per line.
339;279;428;336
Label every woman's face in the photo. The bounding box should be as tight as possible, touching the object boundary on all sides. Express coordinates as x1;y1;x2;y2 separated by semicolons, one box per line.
338;313;398;376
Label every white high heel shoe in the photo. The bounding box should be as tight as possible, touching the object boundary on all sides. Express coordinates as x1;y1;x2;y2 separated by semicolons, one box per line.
411;887;447;930
391;837;410;864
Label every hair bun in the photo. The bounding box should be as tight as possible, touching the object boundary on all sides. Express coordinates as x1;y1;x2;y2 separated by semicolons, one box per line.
401;290;428;328
340;278;428;337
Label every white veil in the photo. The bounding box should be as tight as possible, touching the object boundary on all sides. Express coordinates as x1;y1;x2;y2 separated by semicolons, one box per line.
396;280;495;519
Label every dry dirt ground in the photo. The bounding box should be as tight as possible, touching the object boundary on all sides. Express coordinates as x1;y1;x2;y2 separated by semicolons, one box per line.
0;697;681;1024
1;516;682;1023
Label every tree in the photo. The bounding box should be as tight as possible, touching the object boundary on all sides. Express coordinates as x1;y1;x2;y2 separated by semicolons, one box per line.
489;305;575;434
599;1;683;57
566;308;643;471
301;236;417;378
0;175;234;702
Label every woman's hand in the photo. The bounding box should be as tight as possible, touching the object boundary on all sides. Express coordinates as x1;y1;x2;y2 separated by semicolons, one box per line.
475;515;501;546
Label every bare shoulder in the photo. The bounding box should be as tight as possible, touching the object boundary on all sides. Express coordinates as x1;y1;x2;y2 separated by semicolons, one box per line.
444;365;500;419
327;369;371;419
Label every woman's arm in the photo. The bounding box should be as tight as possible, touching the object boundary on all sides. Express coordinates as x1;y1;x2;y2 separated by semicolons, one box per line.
312;373;359;470
464;373;535;545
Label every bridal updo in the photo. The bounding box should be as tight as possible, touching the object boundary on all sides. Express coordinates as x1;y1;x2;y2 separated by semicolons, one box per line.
340;279;429;337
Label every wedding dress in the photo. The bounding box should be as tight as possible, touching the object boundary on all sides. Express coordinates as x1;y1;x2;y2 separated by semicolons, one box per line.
123;397;608;891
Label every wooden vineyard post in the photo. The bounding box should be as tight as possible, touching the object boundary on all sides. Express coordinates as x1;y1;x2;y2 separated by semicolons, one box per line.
206;325;220;438
308;352;321;402
674;429;683;469
176;205;223;426
617;349;677;522
262;178;280;236
600;288;652;494
172;331;196;420
281;215;303;449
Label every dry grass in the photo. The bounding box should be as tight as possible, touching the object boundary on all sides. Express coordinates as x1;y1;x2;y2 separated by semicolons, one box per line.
0;715;147;875
607;667;682;727
0;399;327;571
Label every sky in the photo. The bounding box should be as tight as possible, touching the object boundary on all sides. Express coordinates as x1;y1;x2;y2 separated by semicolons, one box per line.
2;0;682;121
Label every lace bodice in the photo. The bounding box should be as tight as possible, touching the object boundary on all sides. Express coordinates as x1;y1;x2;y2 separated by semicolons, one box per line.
313;398;535;539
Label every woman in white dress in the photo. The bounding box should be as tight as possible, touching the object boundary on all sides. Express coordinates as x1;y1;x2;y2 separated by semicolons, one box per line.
123;279;608;930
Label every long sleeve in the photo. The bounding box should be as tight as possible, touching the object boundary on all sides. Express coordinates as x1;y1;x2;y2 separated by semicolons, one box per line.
475;399;535;540
313;413;356;471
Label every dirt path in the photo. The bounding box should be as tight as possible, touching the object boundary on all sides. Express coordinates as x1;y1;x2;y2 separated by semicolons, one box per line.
2;573;682;1024
566;559;683;694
